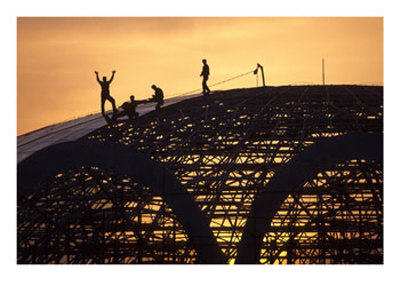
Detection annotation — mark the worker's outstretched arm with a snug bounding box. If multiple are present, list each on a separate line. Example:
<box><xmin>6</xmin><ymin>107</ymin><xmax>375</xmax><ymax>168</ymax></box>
<box><xmin>94</xmin><ymin>71</ymin><xmax>101</xmax><ymax>83</ymax></box>
<box><xmin>109</xmin><ymin>70</ymin><xmax>116</xmax><ymax>83</ymax></box>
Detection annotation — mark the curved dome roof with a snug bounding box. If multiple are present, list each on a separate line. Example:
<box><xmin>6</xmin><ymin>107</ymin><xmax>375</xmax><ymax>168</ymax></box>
<box><xmin>18</xmin><ymin>85</ymin><xmax>383</xmax><ymax>264</ymax></box>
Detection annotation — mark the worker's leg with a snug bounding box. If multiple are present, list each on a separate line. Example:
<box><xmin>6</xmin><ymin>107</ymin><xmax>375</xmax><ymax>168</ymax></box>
<box><xmin>205</xmin><ymin>84</ymin><xmax>210</xmax><ymax>94</ymax></box>
<box><xmin>205</xmin><ymin>76</ymin><xmax>210</xmax><ymax>94</ymax></box>
<box><xmin>101</xmin><ymin>97</ymin><xmax>106</xmax><ymax>116</ymax></box>
<box><xmin>203</xmin><ymin>77</ymin><xmax>210</xmax><ymax>94</ymax></box>
<box><xmin>202</xmin><ymin>78</ymin><xmax>207</xmax><ymax>94</ymax></box>
<box><xmin>107</xmin><ymin>95</ymin><xmax>117</xmax><ymax>113</ymax></box>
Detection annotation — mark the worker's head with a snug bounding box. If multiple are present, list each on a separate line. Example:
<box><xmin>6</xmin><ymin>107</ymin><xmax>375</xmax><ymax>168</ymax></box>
<box><xmin>102</xmin><ymin>76</ymin><xmax>107</xmax><ymax>81</ymax></box>
<box><xmin>202</xmin><ymin>59</ymin><xmax>207</xmax><ymax>64</ymax></box>
<box><xmin>151</xmin><ymin>84</ymin><xmax>157</xmax><ymax>89</ymax></box>
<box><xmin>130</xmin><ymin>95</ymin><xmax>135</xmax><ymax>102</ymax></box>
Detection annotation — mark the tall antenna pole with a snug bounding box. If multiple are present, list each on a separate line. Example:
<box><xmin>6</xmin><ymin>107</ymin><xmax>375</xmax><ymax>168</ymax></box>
<box><xmin>322</xmin><ymin>58</ymin><xmax>325</xmax><ymax>86</ymax></box>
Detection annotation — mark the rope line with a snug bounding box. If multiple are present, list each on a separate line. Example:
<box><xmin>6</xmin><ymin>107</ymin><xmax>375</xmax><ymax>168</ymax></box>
<box><xmin>166</xmin><ymin>70</ymin><xmax>254</xmax><ymax>99</ymax></box>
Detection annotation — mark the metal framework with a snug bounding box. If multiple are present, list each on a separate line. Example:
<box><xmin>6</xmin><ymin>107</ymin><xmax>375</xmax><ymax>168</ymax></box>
<box><xmin>237</xmin><ymin>133</ymin><xmax>382</xmax><ymax>263</ymax></box>
<box><xmin>18</xmin><ymin>141</ymin><xmax>224</xmax><ymax>263</ymax></box>
<box><xmin>18</xmin><ymin>85</ymin><xmax>383</xmax><ymax>264</ymax></box>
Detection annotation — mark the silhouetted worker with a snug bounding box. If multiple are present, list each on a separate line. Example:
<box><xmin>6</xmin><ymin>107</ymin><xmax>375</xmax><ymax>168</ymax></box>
<box><xmin>95</xmin><ymin>70</ymin><xmax>117</xmax><ymax>117</ymax></box>
<box><xmin>118</xmin><ymin>95</ymin><xmax>139</xmax><ymax>120</ymax></box>
<box><xmin>149</xmin><ymin>84</ymin><xmax>164</xmax><ymax>110</ymax></box>
<box><xmin>200</xmin><ymin>59</ymin><xmax>210</xmax><ymax>95</ymax></box>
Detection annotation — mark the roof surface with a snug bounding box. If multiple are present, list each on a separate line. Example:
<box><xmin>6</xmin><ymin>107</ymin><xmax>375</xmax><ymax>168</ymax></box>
<box><xmin>17</xmin><ymin>94</ymin><xmax>199</xmax><ymax>163</ymax></box>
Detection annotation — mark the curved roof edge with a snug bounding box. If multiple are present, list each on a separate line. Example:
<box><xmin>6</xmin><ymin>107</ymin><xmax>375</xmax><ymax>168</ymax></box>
<box><xmin>17</xmin><ymin>94</ymin><xmax>199</xmax><ymax>163</ymax></box>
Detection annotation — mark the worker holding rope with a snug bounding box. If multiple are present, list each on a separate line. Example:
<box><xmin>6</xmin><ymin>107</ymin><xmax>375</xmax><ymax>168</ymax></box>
<box><xmin>200</xmin><ymin>59</ymin><xmax>211</xmax><ymax>95</ymax></box>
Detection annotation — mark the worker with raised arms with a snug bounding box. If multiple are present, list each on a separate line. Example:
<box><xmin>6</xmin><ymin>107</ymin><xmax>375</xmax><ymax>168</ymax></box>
<box><xmin>94</xmin><ymin>70</ymin><xmax>117</xmax><ymax>118</ymax></box>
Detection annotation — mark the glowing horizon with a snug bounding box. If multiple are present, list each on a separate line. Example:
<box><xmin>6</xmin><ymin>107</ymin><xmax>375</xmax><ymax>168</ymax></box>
<box><xmin>17</xmin><ymin>17</ymin><xmax>383</xmax><ymax>135</ymax></box>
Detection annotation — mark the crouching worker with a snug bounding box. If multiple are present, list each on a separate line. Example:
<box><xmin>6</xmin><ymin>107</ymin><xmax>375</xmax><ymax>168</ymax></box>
<box><xmin>149</xmin><ymin>84</ymin><xmax>164</xmax><ymax>111</ymax></box>
<box><xmin>117</xmin><ymin>95</ymin><xmax>139</xmax><ymax>120</ymax></box>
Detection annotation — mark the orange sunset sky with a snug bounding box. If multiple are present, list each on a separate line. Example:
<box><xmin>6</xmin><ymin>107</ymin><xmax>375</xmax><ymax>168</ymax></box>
<box><xmin>17</xmin><ymin>17</ymin><xmax>383</xmax><ymax>135</ymax></box>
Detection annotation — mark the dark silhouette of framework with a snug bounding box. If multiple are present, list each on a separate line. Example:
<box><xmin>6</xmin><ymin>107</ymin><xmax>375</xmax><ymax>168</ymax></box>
<box><xmin>18</xmin><ymin>85</ymin><xmax>383</xmax><ymax>264</ymax></box>
<box><xmin>18</xmin><ymin>141</ymin><xmax>224</xmax><ymax>263</ymax></box>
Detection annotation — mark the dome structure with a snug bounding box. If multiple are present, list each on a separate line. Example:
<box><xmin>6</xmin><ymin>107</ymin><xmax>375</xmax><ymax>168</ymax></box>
<box><xmin>18</xmin><ymin>85</ymin><xmax>383</xmax><ymax>264</ymax></box>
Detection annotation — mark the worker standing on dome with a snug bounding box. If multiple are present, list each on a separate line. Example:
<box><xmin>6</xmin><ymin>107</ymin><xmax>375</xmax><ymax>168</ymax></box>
<box><xmin>94</xmin><ymin>70</ymin><xmax>117</xmax><ymax>118</ymax></box>
<box><xmin>200</xmin><ymin>59</ymin><xmax>210</xmax><ymax>95</ymax></box>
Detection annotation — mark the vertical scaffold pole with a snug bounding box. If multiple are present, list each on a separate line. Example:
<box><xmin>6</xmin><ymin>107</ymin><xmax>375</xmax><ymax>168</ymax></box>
<box><xmin>322</xmin><ymin>58</ymin><xmax>326</xmax><ymax>86</ymax></box>
<box><xmin>254</xmin><ymin>63</ymin><xmax>266</xmax><ymax>87</ymax></box>
<box><xmin>258</xmin><ymin>63</ymin><xmax>265</xmax><ymax>87</ymax></box>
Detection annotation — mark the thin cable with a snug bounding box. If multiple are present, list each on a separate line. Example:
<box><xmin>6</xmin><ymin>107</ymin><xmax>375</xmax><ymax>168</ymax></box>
<box><xmin>208</xmin><ymin>70</ymin><xmax>254</xmax><ymax>88</ymax></box>
<box><xmin>166</xmin><ymin>70</ymin><xmax>254</xmax><ymax>99</ymax></box>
